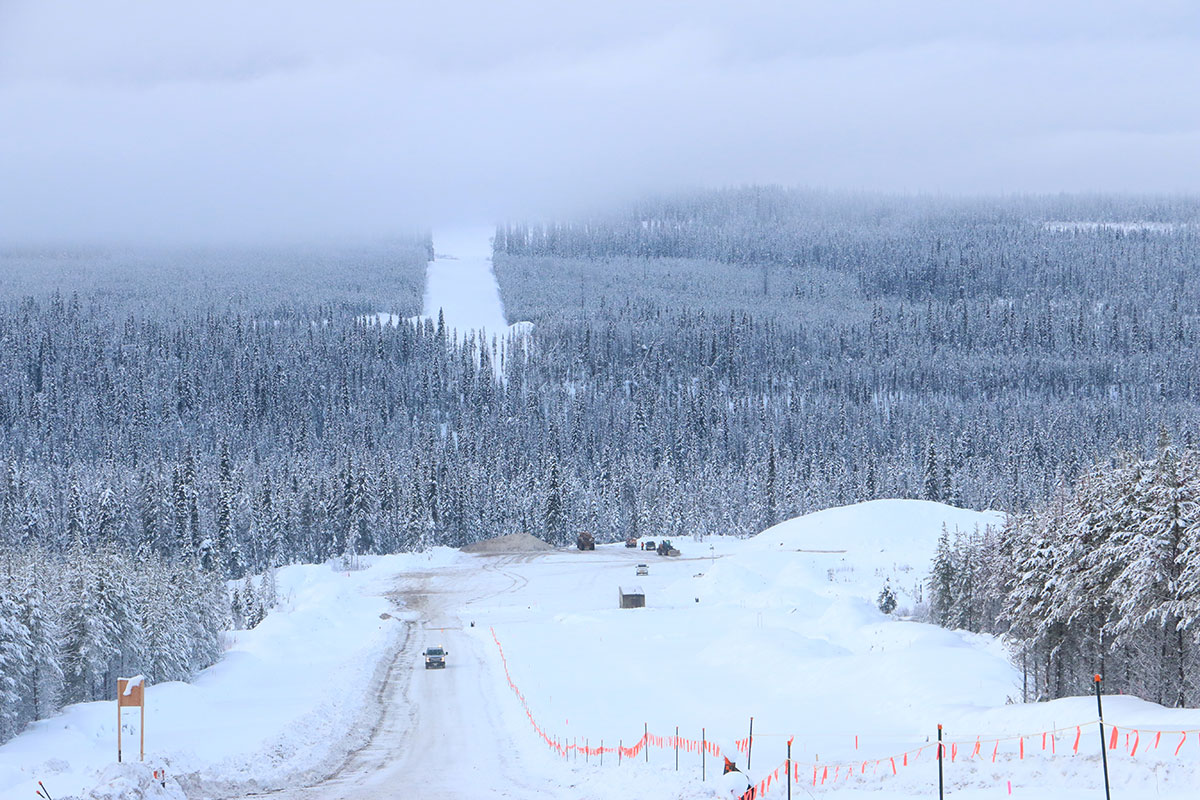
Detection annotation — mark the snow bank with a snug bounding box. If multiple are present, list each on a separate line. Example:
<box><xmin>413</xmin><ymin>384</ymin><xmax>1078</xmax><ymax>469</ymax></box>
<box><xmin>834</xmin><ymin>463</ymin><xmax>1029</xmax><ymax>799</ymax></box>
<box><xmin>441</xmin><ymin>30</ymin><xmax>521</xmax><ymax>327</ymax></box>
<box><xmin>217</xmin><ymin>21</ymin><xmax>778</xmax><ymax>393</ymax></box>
<box><xmin>79</xmin><ymin>763</ymin><xmax>186</xmax><ymax>800</ymax></box>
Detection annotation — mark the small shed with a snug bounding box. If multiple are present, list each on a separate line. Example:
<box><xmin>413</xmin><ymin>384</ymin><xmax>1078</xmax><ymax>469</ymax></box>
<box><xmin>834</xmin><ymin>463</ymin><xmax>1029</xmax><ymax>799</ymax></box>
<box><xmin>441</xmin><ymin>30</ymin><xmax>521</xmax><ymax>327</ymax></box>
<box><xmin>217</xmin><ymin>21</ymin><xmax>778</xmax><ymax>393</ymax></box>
<box><xmin>619</xmin><ymin>585</ymin><xmax>646</xmax><ymax>609</ymax></box>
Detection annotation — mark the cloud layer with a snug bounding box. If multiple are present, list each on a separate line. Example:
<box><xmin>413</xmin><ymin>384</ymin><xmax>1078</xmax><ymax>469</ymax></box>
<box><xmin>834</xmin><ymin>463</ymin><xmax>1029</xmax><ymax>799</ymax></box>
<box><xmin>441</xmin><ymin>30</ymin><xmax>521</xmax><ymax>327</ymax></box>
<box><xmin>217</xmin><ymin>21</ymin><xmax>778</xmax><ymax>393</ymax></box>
<box><xmin>2</xmin><ymin>1</ymin><xmax>1198</xmax><ymax>243</ymax></box>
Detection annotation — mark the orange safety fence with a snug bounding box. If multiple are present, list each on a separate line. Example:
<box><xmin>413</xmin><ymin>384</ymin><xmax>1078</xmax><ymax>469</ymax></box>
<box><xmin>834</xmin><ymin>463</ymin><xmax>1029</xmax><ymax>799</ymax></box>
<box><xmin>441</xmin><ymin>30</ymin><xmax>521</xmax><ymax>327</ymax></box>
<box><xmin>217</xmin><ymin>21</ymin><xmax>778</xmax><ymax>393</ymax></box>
<box><xmin>490</xmin><ymin>627</ymin><xmax>1200</xmax><ymax>796</ymax></box>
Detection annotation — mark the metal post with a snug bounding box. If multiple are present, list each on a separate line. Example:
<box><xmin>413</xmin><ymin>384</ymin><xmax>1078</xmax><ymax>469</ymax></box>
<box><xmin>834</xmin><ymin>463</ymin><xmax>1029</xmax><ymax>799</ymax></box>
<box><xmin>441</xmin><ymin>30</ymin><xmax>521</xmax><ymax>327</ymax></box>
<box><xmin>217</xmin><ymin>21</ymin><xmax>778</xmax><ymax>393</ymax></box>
<box><xmin>619</xmin><ymin>739</ymin><xmax>622</xmax><ymax>765</ymax></box>
<box><xmin>117</xmin><ymin>696</ymin><xmax>122</xmax><ymax>763</ymax></box>
<box><xmin>747</xmin><ymin>716</ymin><xmax>754</xmax><ymax>769</ymax></box>
<box><xmin>675</xmin><ymin>726</ymin><xmax>679</xmax><ymax>771</ymax></box>
<box><xmin>1095</xmin><ymin>675</ymin><xmax>1112</xmax><ymax>800</ymax></box>
<box><xmin>937</xmin><ymin>724</ymin><xmax>944</xmax><ymax>800</ymax></box>
<box><xmin>645</xmin><ymin>723</ymin><xmax>649</xmax><ymax>762</ymax></box>
<box><xmin>787</xmin><ymin>738</ymin><xmax>792</xmax><ymax>800</ymax></box>
<box><xmin>702</xmin><ymin>727</ymin><xmax>706</xmax><ymax>781</ymax></box>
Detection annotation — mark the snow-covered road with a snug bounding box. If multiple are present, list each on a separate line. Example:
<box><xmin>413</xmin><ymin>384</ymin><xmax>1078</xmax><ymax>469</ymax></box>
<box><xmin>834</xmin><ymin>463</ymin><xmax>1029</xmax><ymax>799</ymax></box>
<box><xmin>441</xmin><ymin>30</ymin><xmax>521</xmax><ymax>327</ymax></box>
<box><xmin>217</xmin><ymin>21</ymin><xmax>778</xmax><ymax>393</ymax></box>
<box><xmin>251</xmin><ymin>557</ymin><xmax>551</xmax><ymax>800</ymax></box>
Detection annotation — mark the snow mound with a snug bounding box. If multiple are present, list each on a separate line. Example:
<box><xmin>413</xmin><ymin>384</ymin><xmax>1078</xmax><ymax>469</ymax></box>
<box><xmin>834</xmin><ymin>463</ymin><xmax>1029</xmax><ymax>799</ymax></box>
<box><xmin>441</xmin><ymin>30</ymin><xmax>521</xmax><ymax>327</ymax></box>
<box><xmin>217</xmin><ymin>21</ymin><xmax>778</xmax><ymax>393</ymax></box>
<box><xmin>507</xmin><ymin>320</ymin><xmax>534</xmax><ymax>337</ymax></box>
<box><xmin>80</xmin><ymin>763</ymin><xmax>185</xmax><ymax>800</ymax></box>
<box><xmin>748</xmin><ymin>498</ymin><xmax>1002</xmax><ymax>560</ymax></box>
<box><xmin>461</xmin><ymin>533</ymin><xmax>554</xmax><ymax>553</ymax></box>
<box><xmin>729</xmin><ymin>499</ymin><xmax>1004</xmax><ymax>611</ymax></box>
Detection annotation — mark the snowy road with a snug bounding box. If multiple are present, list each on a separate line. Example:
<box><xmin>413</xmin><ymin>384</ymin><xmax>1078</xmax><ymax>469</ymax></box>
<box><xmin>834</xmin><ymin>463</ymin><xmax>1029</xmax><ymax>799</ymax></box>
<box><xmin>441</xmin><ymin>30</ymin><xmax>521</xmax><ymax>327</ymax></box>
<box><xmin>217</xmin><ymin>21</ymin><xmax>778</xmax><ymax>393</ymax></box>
<box><xmin>246</xmin><ymin>556</ymin><xmax>552</xmax><ymax>800</ymax></box>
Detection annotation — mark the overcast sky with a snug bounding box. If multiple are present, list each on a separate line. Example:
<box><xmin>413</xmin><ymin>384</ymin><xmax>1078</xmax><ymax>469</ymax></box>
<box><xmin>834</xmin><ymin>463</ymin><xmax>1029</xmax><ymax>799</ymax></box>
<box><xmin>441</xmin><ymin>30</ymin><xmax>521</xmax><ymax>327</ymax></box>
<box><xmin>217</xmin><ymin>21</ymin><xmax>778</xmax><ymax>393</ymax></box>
<box><xmin>1</xmin><ymin>1</ymin><xmax>1198</xmax><ymax>243</ymax></box>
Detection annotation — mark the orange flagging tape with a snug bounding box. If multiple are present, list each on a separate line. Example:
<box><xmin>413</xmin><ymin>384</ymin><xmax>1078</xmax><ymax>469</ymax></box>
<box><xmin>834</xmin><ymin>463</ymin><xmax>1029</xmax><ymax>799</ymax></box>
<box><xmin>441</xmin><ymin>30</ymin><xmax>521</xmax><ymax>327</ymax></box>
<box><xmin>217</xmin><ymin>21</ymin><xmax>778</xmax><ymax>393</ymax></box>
<box><xmin>493</xmin><ymin>628</ymin><xmax>1197</xmax><ymax>794</ymax></box>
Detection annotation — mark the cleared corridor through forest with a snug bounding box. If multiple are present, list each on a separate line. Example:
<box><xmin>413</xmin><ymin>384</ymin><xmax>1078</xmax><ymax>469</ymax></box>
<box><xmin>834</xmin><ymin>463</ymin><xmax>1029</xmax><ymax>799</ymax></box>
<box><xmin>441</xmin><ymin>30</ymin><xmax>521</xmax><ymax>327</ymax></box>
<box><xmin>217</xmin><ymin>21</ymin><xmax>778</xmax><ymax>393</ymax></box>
<box><xmin>422</xmin><ymin>228</ymin><xmax>509</xmax><ymax>338</ymax></box>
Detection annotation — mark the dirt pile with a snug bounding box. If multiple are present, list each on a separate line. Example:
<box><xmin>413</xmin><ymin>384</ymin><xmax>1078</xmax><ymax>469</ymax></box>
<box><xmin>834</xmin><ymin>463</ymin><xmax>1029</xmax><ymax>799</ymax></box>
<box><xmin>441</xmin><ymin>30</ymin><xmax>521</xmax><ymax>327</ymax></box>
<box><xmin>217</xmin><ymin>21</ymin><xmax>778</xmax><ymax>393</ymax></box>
<box><xmin>460</xmin><ymin>533</ymin><xmax>555</xmax><ymax>554</ymax></box>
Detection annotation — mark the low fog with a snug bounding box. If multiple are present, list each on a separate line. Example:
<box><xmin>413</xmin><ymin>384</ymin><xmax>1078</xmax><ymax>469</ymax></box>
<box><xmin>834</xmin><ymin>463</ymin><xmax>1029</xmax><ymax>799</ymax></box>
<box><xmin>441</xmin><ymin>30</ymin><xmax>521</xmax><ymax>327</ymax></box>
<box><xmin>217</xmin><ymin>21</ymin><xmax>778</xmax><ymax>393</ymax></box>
<box><xmin>1</xmin><ymin>0</ymin><xmax>1198</xmax><ymax>244</ymax></box>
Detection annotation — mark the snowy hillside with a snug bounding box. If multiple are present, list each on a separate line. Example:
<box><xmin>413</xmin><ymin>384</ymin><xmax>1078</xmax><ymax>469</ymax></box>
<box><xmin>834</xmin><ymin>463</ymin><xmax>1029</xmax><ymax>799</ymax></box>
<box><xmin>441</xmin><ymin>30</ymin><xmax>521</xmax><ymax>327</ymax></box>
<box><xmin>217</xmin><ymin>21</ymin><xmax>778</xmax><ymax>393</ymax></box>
<box><xmin>4</xmin><ymin>501</ymin><xmax>1200</xmax><ymax>799</ymax></box>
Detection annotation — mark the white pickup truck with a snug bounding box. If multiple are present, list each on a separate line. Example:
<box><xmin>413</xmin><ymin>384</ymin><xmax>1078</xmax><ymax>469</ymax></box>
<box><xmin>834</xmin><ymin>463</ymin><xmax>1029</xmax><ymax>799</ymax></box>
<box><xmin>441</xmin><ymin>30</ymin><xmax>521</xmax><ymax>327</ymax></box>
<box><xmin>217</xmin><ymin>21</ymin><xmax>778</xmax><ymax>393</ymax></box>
<box><xmin>423</xmin><ymin>646</ymin><xmax>447</xmax><ymax>669</ymax></box>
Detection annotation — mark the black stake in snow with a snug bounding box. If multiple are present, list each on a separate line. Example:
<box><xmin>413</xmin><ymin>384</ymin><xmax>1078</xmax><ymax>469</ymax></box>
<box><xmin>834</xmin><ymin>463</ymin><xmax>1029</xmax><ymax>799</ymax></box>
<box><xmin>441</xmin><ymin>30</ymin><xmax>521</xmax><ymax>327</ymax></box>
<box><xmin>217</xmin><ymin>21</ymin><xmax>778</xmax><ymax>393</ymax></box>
<box><xmin>937</xmin><ymin>724</ymin><xmax>944</xmax><ymax>800</ymax></box>
<box><xmin>39</xmin><ymin>782</ymin><xmax>53</xmax><ymax>800</ymax></box>
<box><xmin>786</xmin><ymin>738</ymin><xmax>792</xmax><ymax>800</ymax></box>
<box><xmin>675</xmin><ymin>725</ymin><xmax>679</xmax><ymax>771</ymax></box>
<box><xmin>747</xmin><ymin>716</ymin><xmax>754</xmax><ymax>770</ymax></box>
<box><xmin>702</xmin><ymin>727</ymin><xmax>707</xmax><ymax>781</ymax></box>
<box><xmin>645</xmin><ymin>722</ymin><xmax>649</xmax><ymax>762</ymax></box>
<box><xmin>1095</xmin><ymin>674</ymin><xmax>1112</xmax><ymax>800</ymax></box>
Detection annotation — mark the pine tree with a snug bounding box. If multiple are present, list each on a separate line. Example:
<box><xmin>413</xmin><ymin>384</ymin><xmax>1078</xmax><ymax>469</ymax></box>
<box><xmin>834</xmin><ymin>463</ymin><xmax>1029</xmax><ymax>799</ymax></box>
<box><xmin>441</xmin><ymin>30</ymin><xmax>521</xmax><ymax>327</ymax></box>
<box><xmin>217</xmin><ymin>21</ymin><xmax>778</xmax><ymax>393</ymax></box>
<box><xmin>877</xmin><ymin>582</ymin><xmax>897</xmax><ymax>615</ymax></box>
<box><xmin>17</xmin><ymin>558</ymin><xmax>61</xmax><ymax>721</ymax></box>
<box><xmin>0</xmin><ymin>578</ymin><xmax>33</xmax><ymax>740</ymax></box>
<box><xmin>928</xmin><ymin>528</ymin><xmax>955</xmax><ymax>626</ymax></box>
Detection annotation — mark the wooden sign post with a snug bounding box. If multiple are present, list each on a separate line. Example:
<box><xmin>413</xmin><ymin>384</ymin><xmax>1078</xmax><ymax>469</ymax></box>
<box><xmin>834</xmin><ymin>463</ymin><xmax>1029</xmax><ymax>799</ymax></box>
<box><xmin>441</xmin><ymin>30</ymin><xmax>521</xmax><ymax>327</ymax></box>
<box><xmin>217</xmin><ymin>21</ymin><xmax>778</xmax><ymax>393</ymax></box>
<box><xmin>117</xmin><ymin>676</ymin><xmax>146</xmax><ymax>762</ymax></box>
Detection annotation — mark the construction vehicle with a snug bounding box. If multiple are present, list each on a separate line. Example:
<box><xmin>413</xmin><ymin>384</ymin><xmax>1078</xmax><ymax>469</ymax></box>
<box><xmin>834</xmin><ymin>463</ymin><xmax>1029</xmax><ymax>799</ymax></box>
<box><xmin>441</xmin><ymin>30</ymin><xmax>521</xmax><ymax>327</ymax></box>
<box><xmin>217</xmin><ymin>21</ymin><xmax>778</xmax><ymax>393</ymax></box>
<box><xmin>657</xmin><ymin>539</ymin><xmax>681</xmax><ymax>556</ymax></box>
<box><xmin>577</xmin><ymin>532</ymin><xmax>595</xmax><ymax>550</ymax></box>
<box><xmin>625</xmin><ymin>537</ymin><xmax>638</xmax><ymax>548</ymax></box>
<box><xmin>423</xmin><ymin>646</ymin><xmax>448</xmax><ymax>669</ymax></box>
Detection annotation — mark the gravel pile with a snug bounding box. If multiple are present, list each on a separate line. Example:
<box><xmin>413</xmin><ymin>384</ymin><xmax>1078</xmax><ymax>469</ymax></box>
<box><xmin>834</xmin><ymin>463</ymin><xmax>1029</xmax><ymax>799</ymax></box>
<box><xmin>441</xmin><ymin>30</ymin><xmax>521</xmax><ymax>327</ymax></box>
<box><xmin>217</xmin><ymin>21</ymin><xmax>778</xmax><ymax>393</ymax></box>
<box><xmin>460</xmin><ymin>533</ymin><xmax>556</xmax><ymax>553</ymax></box>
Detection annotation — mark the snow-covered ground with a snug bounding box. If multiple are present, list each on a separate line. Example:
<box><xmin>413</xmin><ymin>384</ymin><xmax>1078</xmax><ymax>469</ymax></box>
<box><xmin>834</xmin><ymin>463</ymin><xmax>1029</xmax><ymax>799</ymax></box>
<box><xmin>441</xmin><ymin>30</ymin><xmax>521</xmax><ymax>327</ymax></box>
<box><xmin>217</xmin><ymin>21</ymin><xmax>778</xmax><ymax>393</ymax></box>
<box><xmin>4</xmin><ymin>500</ymin><xmax>1200</xmax><ymax>799</ymax></box>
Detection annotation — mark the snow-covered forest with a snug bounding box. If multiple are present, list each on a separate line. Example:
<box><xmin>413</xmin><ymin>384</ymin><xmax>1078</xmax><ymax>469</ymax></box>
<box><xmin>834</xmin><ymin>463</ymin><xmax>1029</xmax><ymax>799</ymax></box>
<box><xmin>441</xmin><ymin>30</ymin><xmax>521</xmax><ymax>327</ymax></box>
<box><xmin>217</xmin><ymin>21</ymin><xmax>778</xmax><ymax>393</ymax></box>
<box><xmin>928</xmin><ymin>433</ymin><xmax>1200</xmax><ymax>707</ymax></box>
<box><xmin>2</xmin><ymin>190</ymin><xmax>1199</xmax><ymax>744</ymax></box>
<box><xmin>495</xmin><ymin>189</ymin><xmax>1200</xmax><ymax>514</ymax></box>
<box><xmin>0</xmin><ymin>240</ymin><xmax>431</xmax><ymax>744</ymax></box>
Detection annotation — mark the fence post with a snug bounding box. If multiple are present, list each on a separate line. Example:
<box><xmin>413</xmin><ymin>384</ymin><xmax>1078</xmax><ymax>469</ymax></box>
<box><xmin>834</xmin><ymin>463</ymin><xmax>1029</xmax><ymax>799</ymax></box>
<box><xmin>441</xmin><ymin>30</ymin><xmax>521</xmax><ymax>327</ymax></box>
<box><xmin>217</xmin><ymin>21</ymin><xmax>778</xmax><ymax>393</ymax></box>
<box><xmin>675</xmin><ymin>726</ymin><xmax>679</xmax><ymax>771</ymax></box>
<box><xmin>747</xmin><ymin>716</ymin><xmax>754</xmax><ymax>770</ymax></box>
<box><xmin>702</xmin><ymin>727</ymin><xmax>706</xmax><ymax>782</ymax></box>
<box><xmin>619</xmin><ymin>739</ymin><xmax>622</xmax><ymax>765</ymax></box>
<box><xmin>645</xmin><ymin>722</ymin><xmax>649</xmax><ymax>762</ymax></box>
<box><xmin>1095</xmin><ymin>675</ymin><xmax>1112</xmax><ymax>800</ymax></box>
<box><xmin>937</xmin><ymin>724</ymin><xmax>944</xmax><ymax>800</ymax></box>
<box><xmin>787</xmin><ymin>737</ymin><xmax>792</xmax><ymax>800</ymax></box>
